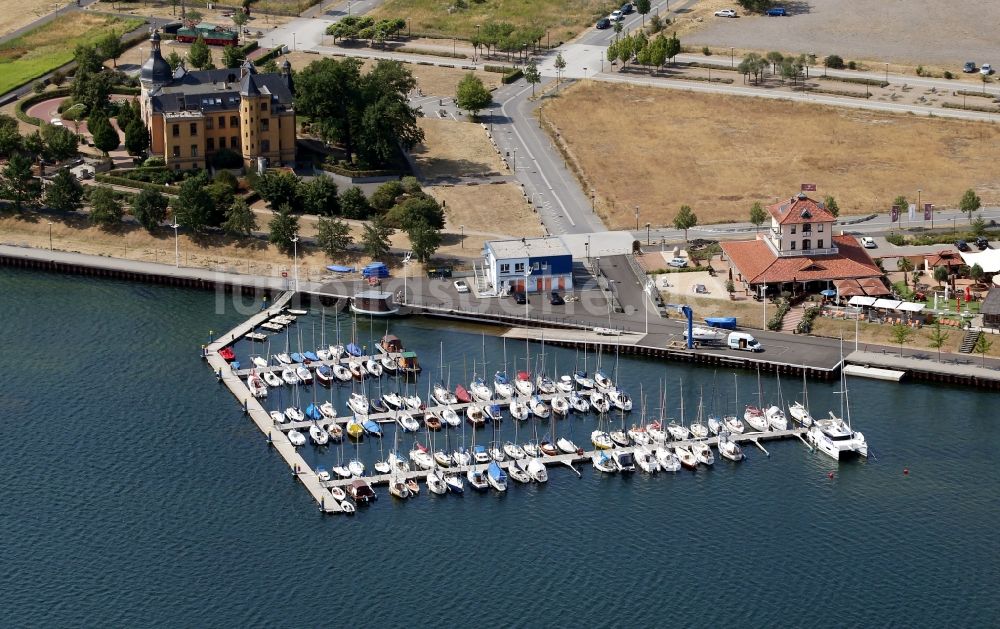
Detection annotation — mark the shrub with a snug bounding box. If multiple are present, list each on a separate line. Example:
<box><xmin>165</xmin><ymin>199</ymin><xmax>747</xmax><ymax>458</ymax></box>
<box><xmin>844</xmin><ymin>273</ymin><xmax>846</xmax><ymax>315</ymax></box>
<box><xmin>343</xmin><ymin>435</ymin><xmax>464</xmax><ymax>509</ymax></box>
<box><xmin>767</xmin><ymin>299</ymin><xmax>790</xmax><ymax>331</ymax></box>
<box><xmin>502</xmin><ymin>68</ymin><xmax>523</xmax><ymax>84</ymax></box>
<box><xmin>885</xmin><ymin>233</ymin><xmax>907</xmax><ymax>246</ymax></box>
<box><xmin>943</xmin><ymin>70</ymin><xmax>953</xmax><ymax>80</ymax></box>
<box><xmin>797</xmin><ymin>305</ymin><xmax>821</xmax><ymax>334</ymax></box>
<box><xmin>702</xmin><ymin>46</ymin><xmax>711</xmax><ymax>56</ymax></box>
<box><xmin>915</xmin><ymin>65</ymin><xmax>925</xmax><ymax>76</ymax></box>
<box><xmin>143</xmin><ymin>156</ymin><xmax>166</xmax><ymax>168</ymax></box>
<box><xmin>847</xmin><ymin>60</ymin><xmax>857</xmax><ymax>70</ymax></box>
<box><xmin>824</xmin><ymin>54</ymin><xmax>844</xmax><ymax>69</ymax></box>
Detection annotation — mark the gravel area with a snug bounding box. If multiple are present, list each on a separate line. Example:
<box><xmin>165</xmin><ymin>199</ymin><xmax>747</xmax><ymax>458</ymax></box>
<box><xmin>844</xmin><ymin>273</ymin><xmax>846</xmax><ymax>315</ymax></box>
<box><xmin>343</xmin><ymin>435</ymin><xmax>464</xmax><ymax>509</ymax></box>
<box><xmin>688</xmin><ymin>0</ymin><xmax>1000</xmax><ymax>67</ymax></box>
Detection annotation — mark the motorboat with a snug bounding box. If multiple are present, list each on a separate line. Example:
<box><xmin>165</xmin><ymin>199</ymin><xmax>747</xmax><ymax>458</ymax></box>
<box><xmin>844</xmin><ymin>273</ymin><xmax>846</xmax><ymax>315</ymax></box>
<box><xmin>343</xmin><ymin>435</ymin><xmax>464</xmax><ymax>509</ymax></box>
<box><xmin>765</xmin><ymin>405</ymin><xmax>788</xmax><ymax>431</ymax></box>
<box><xmin>692</xmin><ymin>442</ymin><xmax>714</xmax><ymax>466</ymax></box>
<box><xmin>305</xmin><ymin>404</ymin><xmax>323</xmax><ymax>421</ymax></box>
<box><xmin>590</xmin><ymin>391</ymin><xmax>611</xmax><ymax>414</ymax></box>
<box><xmin>247</xmin><ymin>374</ymin><xmax>267</xmax><ymax>398</ymax></box>
<box><xmin>285</xmin><ymin>406</ymin><xmax>305</xmax><ymax>422</ymax></box>
<box><xmin>348</xmin><ymin>479</ymin><xmax>377</xmax><ymax>504</ymax></box>
<box><xmin>503</xmin><ymin>441</ymin><xmax>526</xmax><ymax>460</ymax></box>
<box><xmin>452</xmin><ymin>447</ymin><xmax>472</xmax><ymax>466</ymax></box>
<box><xmin>440</xmin><ymin>407</ymin><xmax>460</xmax><ymax>427</ymax></box>
<box><xmin>635</xmin><ymin>447</ymin><xmax>660</xmax><ymax>473</ymax></box>
<box><xmin>655</xmin><ymin>446</ymin><xmax>681</xmax><ymax>472</ymax></box>
<box><xmin>591</xmin><ymin>430</ymin><xmax>614</xmax><ymax>450</ymax></box>
<box><xmin>303</xmin><ymin>351</ymin><xmax>320</xmax><ymax>363</ymax></box>
<box><xmin>647</xmin><ymin>420</ymin><xmax>667</xmax><ymax>443</ymax></box>
<box><xmin>472</xmin><ymin>445</ymin><xmax>491</xmax><ymax>464</ymax></box>
<box><xmin>287</xmin><ymin>429</ymin><xmax>306</xmax><ymax>446</ymax></box>
<box><xmin>309</xmin><ymin>424</ymin><xmax>328</xmax><ymax>445</ymax></box>
<box><xmin>608</xmin><ymin>388</ymin><xmax>633</xmax><ymax>412</ymax></box>
<box><xmin>527</xmin><ymin>458</ymin><xmax>548</xmax><ymax>482</ymax></box>
<box><xmin>347</xmin><ymin>393</ymin><xmax>370</xmax><ymax>416</ymax></box>
<box><xmin>507</xmin><ymin>460</ymin><xmax>531</xmax><ymax>484</ymax></box>
<box><xmin>405</xmin><ymin>479</ymin><xmax>420</xmax><ymax>496</ymax></box>
<box><xmin>470</xmin><ymin>377</ymin><xmax>493</xmax><ymax>402</ymax></box>
<box><xmin>295</xmin><ymin>365</ymin><xmax>312</xmax><ymax>384</ymax></box>
<box><xmin>592</xmin><ymin>450</ymin><xmax>617</xmax><ymax>473</ymax></box>
<box><xmin>529</xmin><ymin>396</ymin><xmax>550</xmax><ymax>419</ymax></box>
<box><xmin>291</xmin><ymin>352</ymin><xmax>305</xmax><ymax>364</ymax></box>
<box><xmin>275</xmin><ymin>352</ymin><xmax>292</xmax><ymax>365</ymax></box>
<box><xmin>723</xmin><ymin>415</ymin><xmax>745</xmax><ymax>434</ymax></box>
<box><xmin>569</xmin><ymin>392</ymin><xmax>591</xmax><ymax>413</ymax></box>
<box><xmin>466</xmin><ymin>405</ymin><xmax>486</xmax><ymax>427</ymax></box>
<box><xmin>372</xmin><ymin>398</ymin><xmax>390</xmax><ymax>414</ymax></box>
<box><xmin>316</xmin><ymin>466</ymin><xmax>331</xmax><ymax>482</ymax></box>
<box><xmin>346</xmin><ymin>417</ymin><xmax>365</xmax><ymax>440</ymax></box>
<box><xmin>376</xmin><ymin>460</ymin><xmax>392</xmax><ymax>476</ymax></box>
<box><xmin>396</xmin><ymin>411</ymin><xmax>420</xmax><ymax>432</ymax></box>
<box><xmin>486</xmin><ymin>461</ymin><xmax>508</xmax><ymax>491</ymax></box>
<box><xmin>609</xmin><ymin>428</ymin><xmax>630</xmax><ymax>448</ymax></box>
<box><xmin>269</xmin><ymin>410</ymin><xmax>286</xmax><ymax>424</ymax></box>
<box><xmin>551</xmin><ymin>396</ymin><xmax>570</xmax><ymax>416</ymax></box>
<box><xmin>539</xmin><ymin>440</ymin><xmax>559</xmax><ymax>457</ymax></box>
<box><xmin>389</xmin><ymin>480</ymin><xmax>410</xmax><ymax>499</ymax></box>
<box><xmin>332</xmin><ymin>364</ymin><xmax>352</xmax><ymax>382</ymax></box>
<box><xmin>594</xmin><ymin>370</ymin><xmax>613</xmax><ymax>391</ymax></box>
<box><xmin>535</xmin><ymin>375</ymin><xmax>556</xmax><ymax>394</ymax></box>
<box><xmin>339</xmin><ymin>500</ymin><xmax>356</xmax><ymax>514</ymax></box>
<box><xmin>493</xmin><ymin>372</ymin><xmax>514</xmax><ymax>398</ymax></box>
<box><xmin>445</xmin><ymin>473</ymin><xmax>465</xmax><ymax>493</ymax></box>
<box><xmin>684</xmin><ymin>325</ymin><xmax>728</xmax><ymax>343</ymax></box>
<box><xmin>483</xmin><ymin>404</ymin><xmax>503</xmax><ymax>423</ymax></box>
<box><xmin>315</xmin><ymin>365</ymin><xmax>333</xmax><ymax>386</ymax></box>
<box><xmin>348</xmin><ymin>360</ymin><xmax>365</xmax><ymax>379</ymax></box>
<box><xmin>287</xmin><ymin>309</ymin><xmax>308</xmax><ymax>316</ymax></box>
<box><xmin>789</xmin><ymin>401</ymin><xmax>814</xmax><ymax>427</ymax></box>
<box><xmin>809</xmin><ymin>412</ymin><xmax>868</xmax><ymax>460</ymax></box>
<box><xmin>432</xmin><ymin>383</ymin><xmax>457</xmax><ymax>406</ymax></box>
<box><xmin>489</xmin><ymin>444</ymin><xmax>505</xmax><ymax>462</ymax></box>
<box><xmin>454</xmin><ymin>384</ymin><xmax>472</xmax><ymax>404</ymax></box>
<box><xmin>434</xmin><ymin>450</ymin><xmax>454</xmax><ymax>467</ymax></box>
<box><xmin>744</xmin><ymin>405</ymin><xmax>768</xmax><ymax>432</ymax></box>
<box><xmin>466</xmin><ymin>468</ymin><xmax>489</xmax><ymax>491</ymax></box>
<box><xmin>262</xmin><ymin>371</ymin><xmax>282</xmax><ymax>388</ymax></box>
<box><xmin>508</xmin><ymin>399</ymin><xmax>530</xmax><ymax>421</ymax></box>
<box><xmin>403</xmin><ymin>395</ymin><xmax>422</xmax><ymax>410</ymax></box>
<box><xmin>348</xmin><ymin>458</ymin><xmax>365</xmax><ymax>476</ymax></box>
<box><xmin>280</xmin><ymin>368</ymin><xmax>299</xmax><ymax>385</ymax></box>
<box><xmin>514</xmin><ymin>371</ymin><xmax>534</xmax><ymax>397</ymax></box>
<box><xmin>612</xmin><ymin>450</ymin><xmax>636</xmax><ymax>472</ymax></box>
<box><xmin>627</xmin><ymin>424</ymin><xmax>651</xmax><ymax>445</ymax></box>
<box><xmin>327</xmin><ymin>424</ymin><xmax>343</xmax><ymax>441</ymax></box>
<box><xmin>362</xmin><ymin>418</ymin><xmax>382</xmax><ymax>437</ymax></box>
<box><xmin>252</xmin><ymin>356</ymin><xmax>268</xmax><ymax>369</ymax></box>
<box><xmin>718</xmin><ymin>432</ymin><xmax>745</xmax><ymax>461</ymax></box>
<box><xmin>382</xmin><ymin>392</ymin><xmax>404</xmax><ymax>409</ymax></box>
<box><xmin>409</xmin><ymin>443</ymin><xmax>434</xmax><ymax>469</ymax></box>
<box><xmin>556</xmin><ymin>375</ymin><xmax>575</xmax><ymax>393</ymax></box>
<box><xmin>556</xmin><ymin>437</ymin><xmax>579</xmax><ymax>454</ymax></box>
<box><xmin>674</xmin><ymin>446</ymin><xmax>697</xmax><ymax>470</ymax></box>
<box><xmin>218</xmin><ymin>347</ymin><xmax>236</xmax><ymax>361</ymax></box>
<box><xmin>573</xmin><ymin>370</ymin><xmax>595</xmax><ymax>389</ymax></box>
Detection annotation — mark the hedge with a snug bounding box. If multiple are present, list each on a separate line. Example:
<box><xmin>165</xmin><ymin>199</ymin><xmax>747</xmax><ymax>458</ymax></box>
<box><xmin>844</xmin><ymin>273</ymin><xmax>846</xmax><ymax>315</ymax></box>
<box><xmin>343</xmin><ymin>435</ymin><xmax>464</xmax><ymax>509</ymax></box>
<box><xmin>484</xmin><ymin>64</ymin><xmax>513</xmax><ymax>74</ymax></box>
<box><xmin>818</xmin><ymin>75</ymin><xmax>888</xmax><ymax>88</ymax></box>
<box><xmin>796</xmin><ymin>305</ymin><xmax>821</xmax><ymax>334</ymax></box>
<box><xmin>240</xmin><ymin>40</ymin><xmax>259</xmax><ymax>56</ymax></box>
<box><xmin>95</xmin><ymin>173</ymin><xmax>175</xmax><ymax>195</ymax></box>
<box><xmin>15</xmin><ymin>86</ymin><xmax>139</xmax><ymax>126</ymax></box>
<box><xmin>942</xmin><ymin>102</ymin><xmax>1000</xmax><ymax>114</ymax></box>
<box><xmin>501</xmin><ymin>68</ymin><xmax>523</xmax><ymax>84</ymax></box>
<box><xmin>320</xmin><ymin>162</ymin><xmax>403</xmax><ymax>178</ymax></box>
<box><xmin>767</xmin><ymin>298</ymin><xmax>790</xmax><ymax>331</ymax></box>
<box><xmin>253</xmin><ymin>47</ymin><xmax>283</xmax><ymax>67</ymax></box>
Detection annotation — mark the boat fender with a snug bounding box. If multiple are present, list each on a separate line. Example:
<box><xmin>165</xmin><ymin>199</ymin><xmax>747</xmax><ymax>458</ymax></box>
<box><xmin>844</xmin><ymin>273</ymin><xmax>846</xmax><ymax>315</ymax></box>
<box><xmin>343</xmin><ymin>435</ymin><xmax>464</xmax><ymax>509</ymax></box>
<box><xmin>827</xmin><ymin>471</ymin><xmax>834</xmax><ymax>479</ymax></box>
<box><xmin>903</xmin><ymin>468</ymin><xmax>909</xmax><ymax>475</ymax></box>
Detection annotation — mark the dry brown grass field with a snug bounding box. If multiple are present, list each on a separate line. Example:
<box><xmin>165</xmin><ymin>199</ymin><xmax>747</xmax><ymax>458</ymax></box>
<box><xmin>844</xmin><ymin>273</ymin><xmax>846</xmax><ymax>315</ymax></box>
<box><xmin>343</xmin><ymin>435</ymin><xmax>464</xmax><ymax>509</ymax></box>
<box><xmin>427</xmin><ymin>182</ymin><xmax>544</xmax><ymax>238</ymax></box>
<box><xmin>0</xmin><ymin>0</ymin><xmax>65</xmax><ymax>38</ymax></box>
<box><xmin>411</xmin><ymin>118</ymin><xmax>506</xmax><ymax>179</ymax></box>
<box><xmin>542</xmin><ymin>82</ymin><xmax>1000</xmax><ymax>229</ymax></box>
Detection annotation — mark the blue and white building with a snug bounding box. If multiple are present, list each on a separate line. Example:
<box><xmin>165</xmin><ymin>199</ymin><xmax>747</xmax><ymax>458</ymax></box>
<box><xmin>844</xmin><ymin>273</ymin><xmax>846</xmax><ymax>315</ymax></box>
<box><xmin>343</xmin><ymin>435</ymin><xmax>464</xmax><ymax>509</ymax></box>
<box><xmin>483</xmin><ymin>237</ymin><xmax>574</xmax><ymax>294</ymax></box>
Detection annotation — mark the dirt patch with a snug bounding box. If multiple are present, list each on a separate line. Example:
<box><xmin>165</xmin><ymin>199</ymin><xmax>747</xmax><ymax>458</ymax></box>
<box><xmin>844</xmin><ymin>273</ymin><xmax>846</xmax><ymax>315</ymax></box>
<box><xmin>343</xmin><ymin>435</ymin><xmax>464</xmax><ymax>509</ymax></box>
<box><xmin>411</xmin><ymin>118</ymin><xmax>506</xmax><ymax>180</ymax></box>
<box><xmin>542</xmin><ymin>81</ymin><xmax>1000</xmax><ymax>228</ymax></box>
<box><xmin>426</xmin><ymin>182</ymin><xmax>544</xmax><ymax>238</ymax></box>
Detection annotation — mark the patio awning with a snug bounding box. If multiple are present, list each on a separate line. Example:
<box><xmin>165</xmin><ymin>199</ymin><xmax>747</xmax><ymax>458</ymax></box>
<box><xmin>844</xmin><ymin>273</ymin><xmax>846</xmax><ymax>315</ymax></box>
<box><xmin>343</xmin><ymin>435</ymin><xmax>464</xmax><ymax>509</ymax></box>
<box><xmin>848</xmin><ymin>296</ymin><xmax>876</xmax><ymax>306</ymax></box>
<box><xmin>898</xmin><ymin>302</ymin><xmax>925</xmax><ymax>312</ymax></box>
<box><xmin>835</xmin><ymin>279</ymin><xmax>865</xmax><ymax>297</ymax></box>
<box><xmin>872</xmin><ymin>298</ymin><xmax>903</xmax><ymax>309</ymax></box>
<box><xmin>858</xmin><ymin>278</ymin><xmax>891</xmax><ymax>296</ymax></box>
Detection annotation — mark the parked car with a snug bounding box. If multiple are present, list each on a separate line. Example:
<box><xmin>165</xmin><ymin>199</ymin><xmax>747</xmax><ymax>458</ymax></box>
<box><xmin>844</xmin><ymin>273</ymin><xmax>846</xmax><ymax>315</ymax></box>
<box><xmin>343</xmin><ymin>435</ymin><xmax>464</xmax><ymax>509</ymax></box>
<box><xmin>714</xmin><ymin>9</ymin><xmax>738</xmax><ymax>18</ymax></box>
<box><xmin>426</xmin><ymin>266</ymin><xmax>453</xmax><ymax>278</ymax></box>
<box><xmin>550</xmin><ymin>291</ymin><xmax>565</xmax><ymax>306</ymax></box>
<box><xmin>596</xmin><ymin>17</ymin><xmax>611</xmax><ymax>29</ymax></box>
<box><xmin>860</xmin><ymin>236</ymin><xmax>877</xmax><ymax>249</ymax></box>
<box><xmin>728</xmin><ymin>332</ymin><xmax>762</xmax><ymax>352</ymax></box>
<box><xmin>765</xmin><ymin>7</ymin><xmax>787</xmax><ymax>16</ymax></box>
<box><xmin>511</xmin><ymin>291</ymin><xmax>527</xmax><ymax>304</ymax></box>
<box><xmin>975</xmin><ymin>236</ymin><xmax>990</xmax><ymax>250</ymax></box>
<box><xmin>620</xmin><ymin>3</ymin><xmax>634</xmax><ymax>15</ymax></box>
<box><xmin>454</xmin><ymin>280</ymin><xmax>470</xmax><ymax>293</ymax></box>
<box><xmin>981</xmin><ymin>63</ymin><xmax>993</xmax><ymax>75</ymax></box>
<box><xmin>954</xmin><ymin>239</ymin><xmax>970</xmax><ymax>252</ymax></box>
<box><xmin>963</xmin><ymin>61</ymin><xmax>977</xmax><ymax>73</ymax></box>
<box><xmin>610</xmin><ymin>10</ymin><xmax>624</xmax><ymax>22</ymax></box>
<box><xmin>668</xmin><ymin>257</ymin><xmax>688</xmax><ymax>268</ymax></box>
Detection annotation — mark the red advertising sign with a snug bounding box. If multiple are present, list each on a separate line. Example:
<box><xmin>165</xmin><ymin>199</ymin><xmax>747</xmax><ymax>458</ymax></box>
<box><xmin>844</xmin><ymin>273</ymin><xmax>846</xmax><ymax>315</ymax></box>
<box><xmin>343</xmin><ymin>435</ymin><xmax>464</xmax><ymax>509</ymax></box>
<box><xmin>923</xmin><ymin>203</ymin><xmax>933</xmax><ymax>221</ymax></box>
<box><xmin>890</xmin><ymin>206</ymin><xmax>900</xmax><ymax>222</ymax></box>
<box><xmin>800</xmin><ymin>183</ymin><xmax>817</xmax><ymax>191</ymax></box>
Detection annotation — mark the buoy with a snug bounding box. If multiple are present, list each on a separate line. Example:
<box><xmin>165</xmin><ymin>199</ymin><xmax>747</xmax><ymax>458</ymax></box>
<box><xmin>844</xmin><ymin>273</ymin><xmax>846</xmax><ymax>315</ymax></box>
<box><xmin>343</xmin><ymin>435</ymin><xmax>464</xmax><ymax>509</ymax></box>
<box><xmin>827</xmin><ymin>471</ymin><xmax>834</xmax><ymax>479</ymax></box>
<box><xmin>903</xmin><ymin>467</ymin><xmax>909</xmax><ymax>475</ymax></box>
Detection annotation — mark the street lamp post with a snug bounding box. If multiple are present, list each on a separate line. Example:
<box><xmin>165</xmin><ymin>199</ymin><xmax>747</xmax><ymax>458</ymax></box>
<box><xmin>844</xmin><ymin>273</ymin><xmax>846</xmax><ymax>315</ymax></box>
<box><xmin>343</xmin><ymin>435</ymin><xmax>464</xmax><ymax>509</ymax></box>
<box><xmin>646</xmin><ymin>222</ymin><xmax>651</xmax><ymax>246</ymax></box>
<box><xmin>489</xmin><ymin>108</ymin><xmax>493</xmax><ymax>133</ymax></box>
<box><xmin>591</xmin><ymin>190</ymin><xmax>595</xmax><ymax>211</ymax></box>
<box><xmin>292</xmin><ymin>32</ymin><xmax>296</xmax><ymax>51</ymax></box>
<box><xmin>291</xmin><ymin>235</ymin><xmax>300</xmax><ymax>292</ymax></box>
<box><xmin>607</xmin><ymin>280</ymin><xmax>616</xmax><ymax>328</ymax></box>
<box><xmin>171</xmin><ymin>222</ymin><xmax>180</xmax><ymax>267</ymax></box>
<box><xmin>512</xmin><ymin>147</ymin><xmax>517</xmax><ymax>172</ymax></box>
<box><xmin>47</xmin><ymin>221</ymin><xmax>53</xmax><ymax>250</ymax></box>
<box><xmin>460</xmin><ymin>224</ymin><xmax>465</xmax><ymax>248</ymax></box>
<box><xmin>731</xmin><ymin>47</ymin><xmax>734</xmax><ymax>68</ymax></box>
<box><xmin>885</xmin><ymin>63</ymin><xmax>889</xmax><ymax>83</ymax></box>
<box><xmin>634</xmin><ymin>206</ymin><xmax>639</xmax><ymax>231</ymax></box>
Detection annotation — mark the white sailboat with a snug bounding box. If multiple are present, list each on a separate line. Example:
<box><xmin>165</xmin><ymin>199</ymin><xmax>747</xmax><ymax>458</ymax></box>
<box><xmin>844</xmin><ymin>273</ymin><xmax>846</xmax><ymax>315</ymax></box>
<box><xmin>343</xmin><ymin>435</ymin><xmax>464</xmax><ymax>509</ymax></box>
<box><xmin>809</xmin><ymin>342</ymin><xmax>869</xmax><ymax>460</ymax></box>
<box><xmin>655</xmin><ymin>446</ymin><xmax>681</xmax><ymax>472</ymax></box>
<box><xmin>789</xmin><ymin>370</ymin><xmax>815</xmax><ymax>426</ymax></box>
<box><xmin>717</xmin><ymin>431</ymin><xmax>744</xmax><ymax>461</ymax></box>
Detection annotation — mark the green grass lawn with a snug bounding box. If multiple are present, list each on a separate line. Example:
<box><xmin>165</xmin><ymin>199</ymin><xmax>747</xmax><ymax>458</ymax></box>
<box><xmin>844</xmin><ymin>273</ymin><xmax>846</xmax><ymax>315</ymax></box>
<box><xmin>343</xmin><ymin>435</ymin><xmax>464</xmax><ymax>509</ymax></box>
<box><xmin>371</xmin><ymin>0</ymin><xmax>610</xmax><ymax>41</ymax></box>
<box><xmin>0</xmin><ymin>14</ymin><xmax>144</xmax><ymax>96</ymax></box>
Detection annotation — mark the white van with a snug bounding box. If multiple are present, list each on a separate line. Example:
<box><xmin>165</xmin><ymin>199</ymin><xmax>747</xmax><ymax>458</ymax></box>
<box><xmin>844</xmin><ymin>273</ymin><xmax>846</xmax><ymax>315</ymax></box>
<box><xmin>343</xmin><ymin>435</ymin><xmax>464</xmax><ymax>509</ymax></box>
<box><xmin>728</xmin><ymin>332</ymin><xmax>762</xmax><ymax>352</ymax></box>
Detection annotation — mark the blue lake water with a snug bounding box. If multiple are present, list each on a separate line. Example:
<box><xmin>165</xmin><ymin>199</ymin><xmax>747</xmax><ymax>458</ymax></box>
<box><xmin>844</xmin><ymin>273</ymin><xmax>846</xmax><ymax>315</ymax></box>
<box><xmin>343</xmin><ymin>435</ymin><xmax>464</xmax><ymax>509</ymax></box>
<box><xmin>2</xmin><ymin>267</ymin><xmax>998</xmax><ymax>627</ymax></box>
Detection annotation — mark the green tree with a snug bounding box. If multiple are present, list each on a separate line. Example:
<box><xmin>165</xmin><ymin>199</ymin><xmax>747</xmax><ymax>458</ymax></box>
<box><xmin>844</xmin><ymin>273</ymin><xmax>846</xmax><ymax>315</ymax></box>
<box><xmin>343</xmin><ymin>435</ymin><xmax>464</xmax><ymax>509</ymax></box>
<box><xmin>72</xmin><ymin>69</ymin><xmax>114</xmax><ymax>115</ymax></box>
<box><xmin>970</xmin><ymin>263</ymin><xmax>985</xmax><ymax>284</ymax></box>
<box><xmin>636</xmin><ymin>0</ymin><xmax>651</xmax><ymax>24</ymax></box>
<box><xmin>361</xmin><ymin>215</ymin><xmax>394</xmax><ymax>259</ymax></box>
<box><xmin>959</xmin><ymin>189</ymin><xmax>980</xmax><ymax>222</ymax></box>
<box><xmin>166</xmin><ymin>51</ymin><xmax>184</xmax><ymax>72</ymax></box>
<box><xmin>823</xmin><ymin>195</ymin><xmax>840</xmax><ymax>217</ymax></box>
<box><xmin>749</xmin><ymin>201</ymin><xmax>767</xmax><ymax>232</ymax></box>
<box><xmin>369</xmin><ymin>180</ymin><xmax>405</xmax><ymax>212</ymax></box>
<box><xmin>187</xmin><ymin>35</ymin><xmax>212</xmax><ymax>71</ymax></box>
<box><xmin>315</xmin><ymin>216</ymin><xmax>353</xmax><ymax>259</ymax></box>
<box><xmin>0</xmin><ymin>113</ymin><xmax>22</xmax><ymax>157</ymax></box>
<box><xmin>927</xmin><ymin>322</ymin><xmax>949</xmax><ymax>362</ymax></box>
<box><xmin>253</xmin><ymin>170</ymin><xmax>302</xmax><ymax>211</ymax></box>
<box><xmin>890</xmin><ymin>322</ymin><xmax>914</xmax><ymax>357</ymax></box>
<box><xmin>97</xmin><ymin>31</ymin><xmax>125</xmax><ymax>68</ymax></box>
<box><xmin>301</xmin><ymin>176</ymin><xmax>340</xmax><ymax>215</ymax></box>
<box><xmin>222</xmin><ymin>44</ymin><xmax>246</xmax><ymax>69</ymax></box>
<box><xmin>88</xmin><ymin>186</ymin><xmax>123</xmax><ymax>228</ymax></box>
<box><xmin>130</xmin><ymin>188</ymin><xmax>168</xmax><ymax>232</ymax></box>
<box><xmin>973</xmin><ymin>333</ymin><xmax>993</xmax><ymax>367</ymax></box>
<box><xmin>0</xmin><ymin>153</ymin><xmax>41</xmax><ymax>212</ymax></box>
<box><xmin>40</xmin><ymin>123</ymin><xmax>79</xmax><ymax>161</ymax></box>
<box><xmin>664</xmin><ymin>32</ymin><xmax>681</xmax><ymax>64</ymax></box>
<box><xmin>892</xmin><ymin>195</ymin><xmax>908</xmax><ymax>216</ymax></box>
<box><xmin>123</xmin><ymin>119</ymin><xmax>149</xmax><ymax>158</ymax></box>
<box><xmin>455</xmin><ymin>72</ymin><xmax>492</xmax><ymax>117</ymax></box>
<box><xmin>232</xmin><ymin>10</ymin><xmax>249</xmax><ymax>30</ymax></box>
<box><xmin>339</xmin><ymin>185</ymin><xmax>372</xmax><ymax>219</ymax></box>
<box><xmin>222</xmin><ymin>197</ymin><xmax>258</xmax><ymax>237</ymax></box>
<box><xmin>387</xmin><ymin>194</ymin><xmax>444</xmax><ymax>230</ymax></box>
<box><xmin>263</xmin><ymin>59</ymin><xmax>279</xmax><ymax>74</ymax></box>
<box><xmin>766</xmin><ymin>51</ymin><xmax>784</xmax><ymax>74</ymax></box>
<box><xmin>971</xmin><ymin>214</ymin><xmax>987</xmax><ymax>237</ymax></box>
<box><xmin>173</xmin><ymin>173</ymin><xmax>215</xmax><ymax>232</ymax></box>
<box><xmin>554</xmin><ymin>52</ymin><xmax>566</xmax><ymax>87</ymax></box>
<box><xmin>933</xmin><ymin>265</ymin><xmax>949</xmax><ymax>287</ymax></box>
<box><xmin>673</xmin><ymin>204</ymin><xmax>698</xmax><ymax>242</ymax></box>
<box><xmin>74</xmin><ymin>44</ymin><xmax>103</xmax><ymax>74</ymax></box>
<box><xmin>824</xmin><ymin>54</ymin><xmax>845</xmax><ymax>70</ymax></box>
<box><xmin>897</xmin><ymin>257</ymin><xmax>914</xmax><ymax>285</ymax></box>
<box><xmin>524</xmin><ymin>61</ymin><xmax>541</xmax><ymax>96</ymax></box>
<box><xmin>268</xmin><ymin>204</ymin><xmax>300</xmax><ymax>254</ymax></box>
<box><xmin>406</xmin><ymin>219</ymin><xmax>441</xmax><ymax>262</ymax></box>
<box><xmin>44</xmin><ymin>168</ymin><xmax>84</xmax><ymax>213</ymax></box>
<box><xmin>88</xmin><ymin>113</ymin><xmax>120</xmax><ymax>156</ymax></box>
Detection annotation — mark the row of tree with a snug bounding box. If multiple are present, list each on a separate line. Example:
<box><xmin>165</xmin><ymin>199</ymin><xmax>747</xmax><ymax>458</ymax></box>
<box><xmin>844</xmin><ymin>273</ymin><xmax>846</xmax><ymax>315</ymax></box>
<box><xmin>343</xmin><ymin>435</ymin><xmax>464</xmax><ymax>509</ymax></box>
<box><xmin>605</xmin><ymin>32</ymin><xmax>681</xmax><ymax>70</ymax></box>
<box><xmin>326</xmin><ymin>16</ymin><xmax>406</xmax><ymax>47</ymax></box>
<box><xmin>470</xmin><ymin>22</ymin><xmax>545</xmax><ymax>61</ymax></box>
<box><xmin>738</xmin><ymin>51</ymin><xmax>815</xmax><ymax>85</ymax></box>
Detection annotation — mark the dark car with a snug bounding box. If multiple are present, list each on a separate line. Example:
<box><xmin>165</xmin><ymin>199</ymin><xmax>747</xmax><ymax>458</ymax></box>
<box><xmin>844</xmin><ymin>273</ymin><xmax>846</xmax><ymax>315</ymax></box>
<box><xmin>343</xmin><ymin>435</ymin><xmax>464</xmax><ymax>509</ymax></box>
<box><xmin>963</xmin><ymin>61</ymin><xmax>977</xmax><ymax>73</ymax></box>
<box><xmin>975</xmin><ymin>236</ymin><xmax>990</xmax><ymax>250</ymax></box>
<box><xmin>512</xmin><ymin>291</ymin><xmax>527</xmax><ymax>304</ymax></box>
<box><xmin>550</xmin><ymin>291</ymin><xmax>565</xmax><ymax>306</ymax></box>
<box><xmin>954</xmin><ymin>240</ymin><xmax>970</xmax><ymax>252</ymax></box>
<box><xmin>596</xmin><ymin>17</ymin><xmax>611</xmax><ymax>29</ymax></box>
<box><xmin>426</xmin><ymin>266</ymin><xmax>453</xmax><ymax>278</ymax></box>
<box><xmin>765</xmin><ymin>7</ymin><xmax>787</xmax><ymax>16</ymax></box>
<box><xmin>620</xmin><ymin>3</ymin><xmax>634</xmax><ymax>15</ymax></box>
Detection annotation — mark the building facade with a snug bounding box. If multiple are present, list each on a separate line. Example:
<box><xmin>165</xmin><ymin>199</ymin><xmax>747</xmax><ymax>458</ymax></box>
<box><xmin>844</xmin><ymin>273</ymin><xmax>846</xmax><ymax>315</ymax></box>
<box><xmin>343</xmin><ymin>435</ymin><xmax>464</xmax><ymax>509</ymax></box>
<box><xmin>764</xmin><ymin>193</ymin><xmax>838</xmax><ymax>256</ymax></box>
<box><xmin>138</xmin><ymin>31</ymin><xmax>295</xmax><ymax>170</ymax></box>
<box><xmin>483</xmin><ymin>237</ymin><xmax>574</xmax><ymax>294</ymax></box>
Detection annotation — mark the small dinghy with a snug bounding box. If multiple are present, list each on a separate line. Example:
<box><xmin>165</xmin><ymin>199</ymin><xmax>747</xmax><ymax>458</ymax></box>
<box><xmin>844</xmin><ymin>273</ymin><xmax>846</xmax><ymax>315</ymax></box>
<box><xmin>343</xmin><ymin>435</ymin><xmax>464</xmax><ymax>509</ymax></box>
<box><xmin>269</xmin><ymin>410</ymin><xmax>286</xmax><ymax>424</ymax></box>
<box><xmin>339</xmin><ymin>500</ymin><xmax>356</xmax><ymax>514</ymax></box>
<box><xmin>219</xmin><ymin>347</ymin><xmax>236</xmax><ymax>361</ymax></box>
<box><xmin>331</xmin><ymin>486</ymin><xmax>346</xmax><ymax>501</ymax></box>
<box><xmin>405</xmin><ymin>479</ymin><xmax>420</xmax><ymax>496</ymax></box>
<box><xmin>287</xmin><ymin>429</ymin><xmax>306</xmax><ymax>446</ymax></box>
